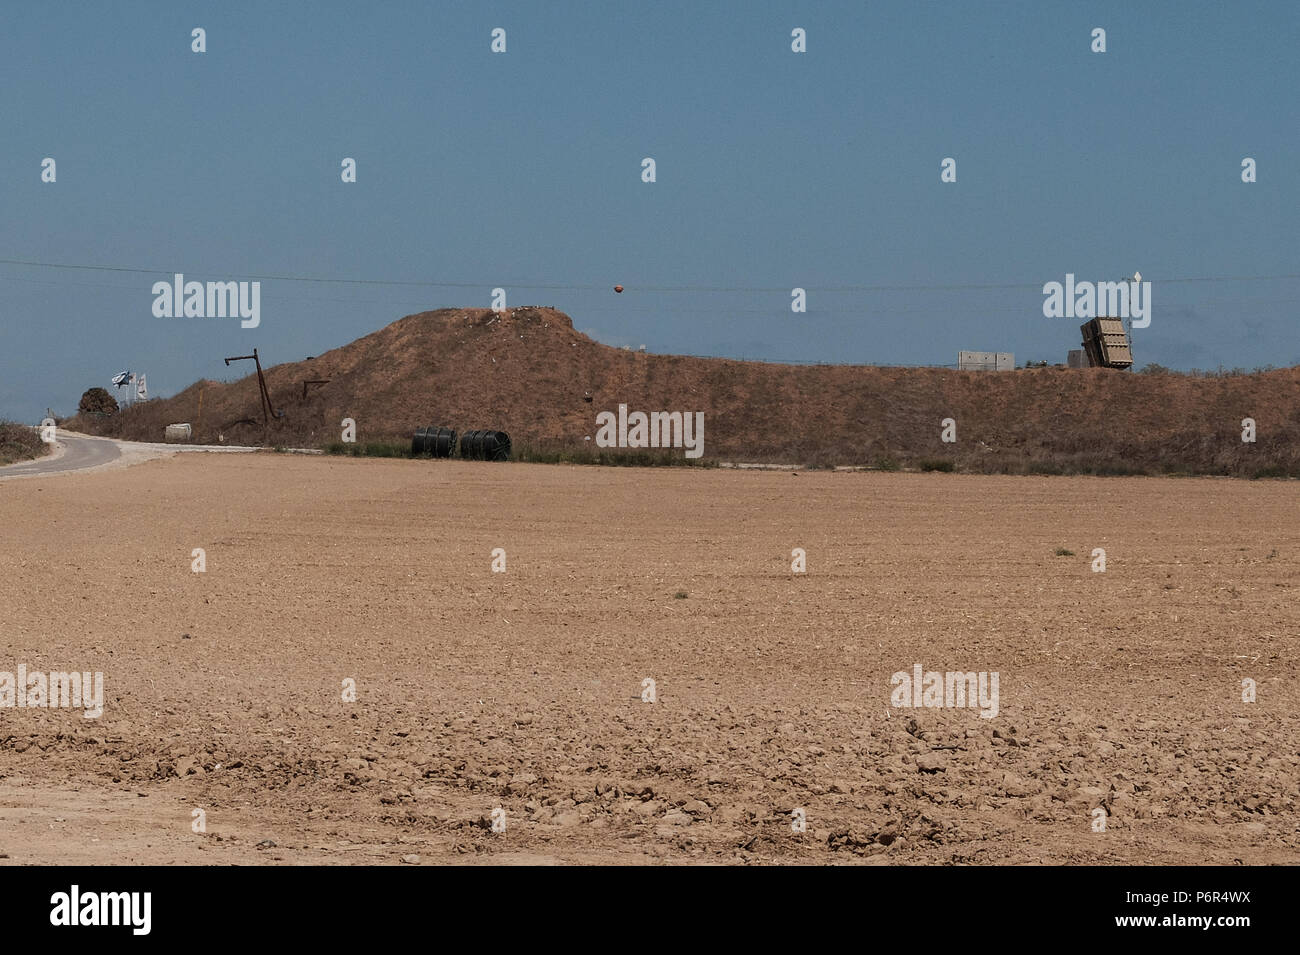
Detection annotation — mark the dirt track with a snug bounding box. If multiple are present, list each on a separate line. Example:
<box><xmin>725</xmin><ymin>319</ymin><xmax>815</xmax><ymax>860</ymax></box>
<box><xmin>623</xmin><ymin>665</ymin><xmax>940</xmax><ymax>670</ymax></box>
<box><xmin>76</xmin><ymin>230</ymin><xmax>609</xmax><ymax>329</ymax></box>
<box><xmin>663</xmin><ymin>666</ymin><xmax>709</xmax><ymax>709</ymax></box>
<box><xmin>1</xmin><ymin>455</ymin><xmax>1296</xmax><ymax>864</ymax></box>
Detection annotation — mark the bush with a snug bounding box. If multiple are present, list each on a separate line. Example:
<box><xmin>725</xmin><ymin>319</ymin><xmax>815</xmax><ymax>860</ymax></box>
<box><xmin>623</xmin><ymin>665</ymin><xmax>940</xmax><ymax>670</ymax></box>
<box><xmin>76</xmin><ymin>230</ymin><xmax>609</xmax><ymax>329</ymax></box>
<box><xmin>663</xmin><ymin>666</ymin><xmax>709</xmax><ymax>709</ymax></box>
<box><xmin>1252</xmin><ymin>465</ymin><xmax>1294</xmax><ymax>480</ymax></box>
<box><xmin>1085</xmin><ymin>463</ymin><xmax>1148</xmax><ymax>477</ymax></box>
<box><xmin>510</xmin><ymin>443</ymin><xmax>714</xmax><ymax>468</ymax></box>
<box><xmin>325</xmin><ymin>441</ymin><xmax>410</xmax><ymax>458</ymax></box>
<box><xmin>78</xmin><ymin>387</ymin><xmax>118</xmax><ymax>416</ymax></box>
<box><xmin>0</xmin><ymin>420</ymin><xmax>48</xmax><ymax>465</ymax></box>
<box><xmin>918</xmin><ymin>459</ymin><xmax>955</xmax><ymax>472</ymax></box>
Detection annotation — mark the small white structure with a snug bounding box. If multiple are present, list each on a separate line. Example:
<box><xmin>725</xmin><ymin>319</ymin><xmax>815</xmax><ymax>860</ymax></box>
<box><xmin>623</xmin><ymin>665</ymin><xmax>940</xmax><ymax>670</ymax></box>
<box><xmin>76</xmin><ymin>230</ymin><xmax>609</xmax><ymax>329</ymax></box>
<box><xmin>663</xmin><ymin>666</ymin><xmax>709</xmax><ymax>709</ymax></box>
<box><xmin>958</xmin><ymin>351</ymin><xmax>1014</xmax><ymax>371</ymax></box>
<box><xmin>164</xmin><ymin>423</ymin><xmax>192</xmax><ymax>442</ymax></box>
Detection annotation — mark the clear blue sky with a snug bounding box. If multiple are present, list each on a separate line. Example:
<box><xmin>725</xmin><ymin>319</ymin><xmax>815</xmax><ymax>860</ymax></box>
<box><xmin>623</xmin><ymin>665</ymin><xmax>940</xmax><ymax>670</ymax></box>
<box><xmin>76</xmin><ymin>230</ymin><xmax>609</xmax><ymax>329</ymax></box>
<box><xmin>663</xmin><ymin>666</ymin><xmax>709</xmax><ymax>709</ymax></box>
<box><xmin>3</xmin><ymin>1</ymin><xmax>1297</xmax><ymax>421</ymax></box>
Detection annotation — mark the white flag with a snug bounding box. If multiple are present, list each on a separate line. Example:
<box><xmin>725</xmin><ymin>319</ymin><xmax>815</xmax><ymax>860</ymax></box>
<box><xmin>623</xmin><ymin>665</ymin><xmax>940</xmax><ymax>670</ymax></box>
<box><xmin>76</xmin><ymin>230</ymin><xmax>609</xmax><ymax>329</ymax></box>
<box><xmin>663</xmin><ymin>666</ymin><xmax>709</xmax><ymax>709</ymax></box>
<box><xmin>136</xmin><ymin>374</ymin><xmax>147</xmax><ymax>401</ymax></box>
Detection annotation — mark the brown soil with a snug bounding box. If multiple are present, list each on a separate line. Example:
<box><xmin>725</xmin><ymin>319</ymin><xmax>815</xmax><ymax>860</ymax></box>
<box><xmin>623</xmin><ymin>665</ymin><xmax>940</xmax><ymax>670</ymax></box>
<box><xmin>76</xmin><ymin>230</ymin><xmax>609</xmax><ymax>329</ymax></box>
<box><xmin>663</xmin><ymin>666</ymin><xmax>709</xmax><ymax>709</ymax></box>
<box><xmin>67</xmin><ymin>307</ymin><xmax>1300</xmax><ymax>476</ymax></box>
<box><xmin>1</xmin><ymin>454</ymin><xmax>1296</xmax><ymax>864</ymax></box>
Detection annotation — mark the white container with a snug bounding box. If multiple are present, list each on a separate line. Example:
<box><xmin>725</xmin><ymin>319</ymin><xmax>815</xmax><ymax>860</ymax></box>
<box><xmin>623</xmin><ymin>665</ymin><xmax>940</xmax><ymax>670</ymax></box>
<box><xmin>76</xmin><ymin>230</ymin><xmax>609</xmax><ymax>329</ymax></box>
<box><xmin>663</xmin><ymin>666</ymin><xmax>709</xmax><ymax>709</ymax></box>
<box><xmin>164</xmin><ymin>423</ymin><xmax>193</xmax><ymax>442</ymax></box>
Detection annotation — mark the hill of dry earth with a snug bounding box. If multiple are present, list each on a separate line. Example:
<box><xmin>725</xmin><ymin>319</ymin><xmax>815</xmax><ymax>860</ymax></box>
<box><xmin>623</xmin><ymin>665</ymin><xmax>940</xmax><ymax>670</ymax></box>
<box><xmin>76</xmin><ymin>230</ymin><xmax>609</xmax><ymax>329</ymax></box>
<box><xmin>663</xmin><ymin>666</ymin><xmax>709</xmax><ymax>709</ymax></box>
<box><xmin>69</xmin><ymin>307</ymin><xmax>1300</xmax><ymax>476</ymax></box>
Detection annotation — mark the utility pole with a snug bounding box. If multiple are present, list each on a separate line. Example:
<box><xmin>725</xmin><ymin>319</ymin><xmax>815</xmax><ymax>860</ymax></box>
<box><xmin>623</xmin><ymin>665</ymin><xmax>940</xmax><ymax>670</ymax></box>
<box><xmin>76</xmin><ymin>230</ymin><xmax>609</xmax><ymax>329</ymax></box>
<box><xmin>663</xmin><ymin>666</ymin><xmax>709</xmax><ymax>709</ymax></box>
<box><xmin>223</xmin><ymin>347</ymin><xmax>282</xmax><ymax>426</ymax></box>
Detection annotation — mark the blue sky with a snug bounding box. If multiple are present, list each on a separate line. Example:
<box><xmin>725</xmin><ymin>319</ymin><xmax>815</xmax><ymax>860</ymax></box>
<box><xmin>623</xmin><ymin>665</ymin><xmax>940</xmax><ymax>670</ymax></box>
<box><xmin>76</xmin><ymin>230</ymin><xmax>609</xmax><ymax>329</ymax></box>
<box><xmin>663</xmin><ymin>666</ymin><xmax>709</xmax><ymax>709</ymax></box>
<box><xmin>3</xmin><ymin>1</ymin><xmax>1297</xmax><ymax>421</ymax></box>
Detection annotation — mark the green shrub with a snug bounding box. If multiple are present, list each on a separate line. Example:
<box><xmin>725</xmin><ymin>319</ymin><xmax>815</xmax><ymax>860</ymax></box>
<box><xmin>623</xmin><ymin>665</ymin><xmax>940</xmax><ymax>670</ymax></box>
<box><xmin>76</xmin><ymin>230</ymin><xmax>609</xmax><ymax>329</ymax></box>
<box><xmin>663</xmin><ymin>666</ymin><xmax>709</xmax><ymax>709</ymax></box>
<box><xmin>918</xmin><ymin>459</ymin><xmax>955</xmax><ymax>473</ymax></box>
<box><xmin>510</xmin><ymin>443</ymin><xmax>714</xmax><ymax>468</ymax></box>
<box><xmin>1252</xmin><ymin>465</ymin><xmax>1293</xmax><ymax>480</ymax></box>
<box><xmin>326</xmin><ymin>441</ymin><xmax>410</xmax><ymax>458</ymax></box>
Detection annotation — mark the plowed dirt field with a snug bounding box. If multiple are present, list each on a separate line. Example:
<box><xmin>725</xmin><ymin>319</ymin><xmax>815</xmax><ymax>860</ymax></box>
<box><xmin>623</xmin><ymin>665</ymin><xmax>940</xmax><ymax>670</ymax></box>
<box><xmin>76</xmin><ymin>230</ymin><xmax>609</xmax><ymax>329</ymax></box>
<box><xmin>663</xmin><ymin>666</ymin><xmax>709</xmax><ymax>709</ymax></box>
<box><xmin>1</xmin><ymin>454</ymin><xmax>1296</xmax><ymax>864</ymax></box>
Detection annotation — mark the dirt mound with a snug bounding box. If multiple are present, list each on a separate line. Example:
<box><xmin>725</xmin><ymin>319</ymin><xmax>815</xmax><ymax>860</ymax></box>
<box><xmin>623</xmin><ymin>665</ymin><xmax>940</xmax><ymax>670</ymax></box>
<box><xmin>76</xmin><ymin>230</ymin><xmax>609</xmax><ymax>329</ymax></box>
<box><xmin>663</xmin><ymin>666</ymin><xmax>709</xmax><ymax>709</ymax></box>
<box><xmin>68</xmin><ymin>306</ymin><xmax>1300</xmax><ymax>476</ymax></box>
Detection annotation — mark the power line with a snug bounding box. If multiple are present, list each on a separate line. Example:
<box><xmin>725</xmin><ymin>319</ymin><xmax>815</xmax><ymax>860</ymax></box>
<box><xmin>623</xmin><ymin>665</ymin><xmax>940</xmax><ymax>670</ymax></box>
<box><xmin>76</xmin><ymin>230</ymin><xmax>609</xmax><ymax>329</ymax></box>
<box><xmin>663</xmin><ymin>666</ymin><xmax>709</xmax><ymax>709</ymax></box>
<box><xmin>2</xmin><ymin>257</ymin><xmax>1299</xmax><ymax>294</ymax></box>
<box><xmin>5</xmin><ymin>272</ymin><xmax>1296</xmax><ymax>315</ymax></box>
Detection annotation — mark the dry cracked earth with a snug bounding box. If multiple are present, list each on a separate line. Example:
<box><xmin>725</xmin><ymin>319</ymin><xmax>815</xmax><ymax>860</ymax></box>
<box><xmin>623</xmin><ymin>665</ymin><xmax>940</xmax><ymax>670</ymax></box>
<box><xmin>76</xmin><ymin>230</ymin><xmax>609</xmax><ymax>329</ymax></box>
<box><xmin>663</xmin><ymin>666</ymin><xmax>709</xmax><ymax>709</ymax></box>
<box><xmin>1</xmin><ymin>454</ymin><xmax>1297</xmax><ymax>864</ymax></box>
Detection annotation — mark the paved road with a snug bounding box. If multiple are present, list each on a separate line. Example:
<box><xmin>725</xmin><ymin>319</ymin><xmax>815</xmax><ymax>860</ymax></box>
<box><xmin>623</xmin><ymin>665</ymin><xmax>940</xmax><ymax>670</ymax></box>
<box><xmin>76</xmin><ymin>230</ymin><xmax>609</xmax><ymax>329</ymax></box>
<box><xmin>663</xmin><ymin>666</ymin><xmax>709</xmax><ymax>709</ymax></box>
<box><xmin>0</xmin><ymin>430</ymin><xmax>259</xmax><ymax>479</ymax></box>
<box><xmin>0</xmin><ymin>431</ymin><xmax>119</xmax><ymax>477</ymax></box>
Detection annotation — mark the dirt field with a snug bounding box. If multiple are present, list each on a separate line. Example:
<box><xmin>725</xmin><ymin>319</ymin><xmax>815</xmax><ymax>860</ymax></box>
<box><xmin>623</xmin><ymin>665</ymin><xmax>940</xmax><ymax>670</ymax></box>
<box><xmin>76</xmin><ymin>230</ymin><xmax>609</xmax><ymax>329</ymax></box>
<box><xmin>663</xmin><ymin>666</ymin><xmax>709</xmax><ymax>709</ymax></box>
<box><xmin>1</xmin><ymin>454</ymin><xmax>1297</xmax><ymax>865</ymax></box>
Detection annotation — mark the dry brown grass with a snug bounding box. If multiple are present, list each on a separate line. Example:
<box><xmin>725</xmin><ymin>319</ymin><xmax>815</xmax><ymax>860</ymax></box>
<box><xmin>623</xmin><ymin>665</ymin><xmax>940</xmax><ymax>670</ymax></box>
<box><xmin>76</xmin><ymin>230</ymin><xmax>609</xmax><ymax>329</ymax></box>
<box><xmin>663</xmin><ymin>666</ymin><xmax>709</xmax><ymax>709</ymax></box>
<box><xmin>0</xmin><ymin>421</ymin><xmax>48</xmax><ymax>466</ymax></box>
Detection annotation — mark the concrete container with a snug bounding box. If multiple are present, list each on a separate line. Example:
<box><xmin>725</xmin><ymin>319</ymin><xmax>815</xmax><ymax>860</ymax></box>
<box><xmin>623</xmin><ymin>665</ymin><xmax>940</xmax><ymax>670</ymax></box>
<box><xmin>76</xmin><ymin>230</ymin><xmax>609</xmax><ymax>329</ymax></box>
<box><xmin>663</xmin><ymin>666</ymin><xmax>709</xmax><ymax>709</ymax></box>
<box><xmin>959</xmin><ymin>351</ymin><xmax>1015</xmax><ymax>371</ymax></box>
<box><xmin>164</xmin><ymin>423</ymin><xmax>192</xmax><ymax>442</ymax></box>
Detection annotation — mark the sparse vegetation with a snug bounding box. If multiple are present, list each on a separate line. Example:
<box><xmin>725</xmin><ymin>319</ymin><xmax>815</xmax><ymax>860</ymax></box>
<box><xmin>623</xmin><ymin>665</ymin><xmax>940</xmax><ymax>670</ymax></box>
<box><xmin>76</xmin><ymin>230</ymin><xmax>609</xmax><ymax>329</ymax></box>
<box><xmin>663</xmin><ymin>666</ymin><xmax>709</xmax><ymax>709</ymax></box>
<box><xmin>918</xmin><ymin>459</ymin><xmax>955</xmax><ymax>473</ymax></box>
<box><xmin>1084</xmin><ymin>463</ymin><xmax>1149</xmax><ymax>477</ymax></box>
<box><xmin>320</xmin><ymin>440</ymin><xmax>722</xmax><ymax>467</ymax></box>
<box><xmin>511</xmin><ymin>444</ymin><xmax>716</xmax><ymax>468</ymax></box>
<box><xmin>0</xmin><ymin>420</ymin><xmax>49</xmax><ymax>466</ymax></box>
<box><xmin>1027</xmin><ymin>461</ymin><xmax>1065</xmax><ymax>475</ymax></box>
<box><xmin>325</xmin><ymin>441</ymin><xmax>410</xmax><ymax>458</ymax></box>
<box><xmin>1054</xmin><ymin>547</ymin><xmax>1075</xmax><ymax>557</ymax></box>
